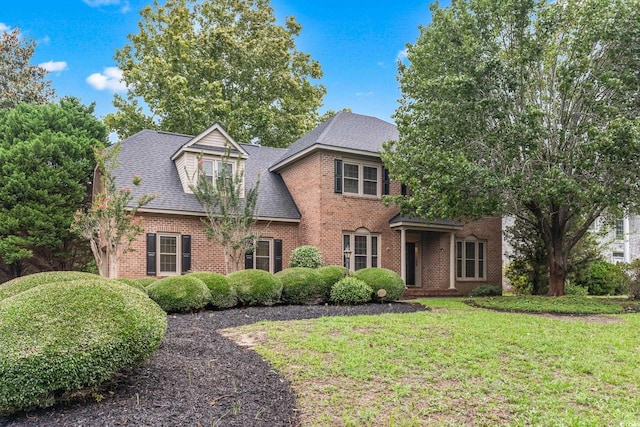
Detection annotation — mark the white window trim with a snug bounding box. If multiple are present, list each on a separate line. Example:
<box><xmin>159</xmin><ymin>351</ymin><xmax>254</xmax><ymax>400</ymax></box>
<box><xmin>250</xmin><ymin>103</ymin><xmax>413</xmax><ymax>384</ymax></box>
<box><xmin>252</xmin><ymin>239</ymin><xmax>274</xmax><ymax>273</ymax></box>
<box><xmin>200</xmin><ymin>159</ymin><xmax>234</xmax><ymax>184</ymax></box>
<box><xmin>342</xmin><ymin>161</ymin><xmax>380</xmax><ymax>197</ymax></box>
<box><xmin>456</xmin><ymin>237</ymin><xmax>486</xmax><ymax>281</ymax></box>
<box><xmin>157</xmin><ymin>233</ymin><xmax>181</xmax><ymax>276</ymax></box>
<box><xmin>343</xmin><ymin>232</ymin><xmax>381</xmax><ymax>271</ymax></box>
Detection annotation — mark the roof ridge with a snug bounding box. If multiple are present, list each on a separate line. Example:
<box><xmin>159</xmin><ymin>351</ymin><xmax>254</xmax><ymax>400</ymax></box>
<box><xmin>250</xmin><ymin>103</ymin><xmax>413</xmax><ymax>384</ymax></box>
<box><xmin>315</xmin><ymin>111</ymin><xmax>345</xmax><ymax>144</ymax></box>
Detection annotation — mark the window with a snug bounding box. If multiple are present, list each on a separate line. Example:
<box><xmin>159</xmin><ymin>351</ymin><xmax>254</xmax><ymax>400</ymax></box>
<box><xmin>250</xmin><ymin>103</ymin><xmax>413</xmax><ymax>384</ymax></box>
<box><xmin>200</xmin><ymin>159</ymin><xmax>233</xmax><ymax>185</ymax></box>
<box><xmin>158</xmin><ymin>234</ymin><xmax>179</xmax><ymax>274</ymax></box>
<box><xmin>255</xmin><ymin>240</ymin><xmax>271</xmax><ymax>272</ymax></box>
<box><xmin>615</xmin><ymin>219</ymin><xmax>625</xmax><ymax>239</ymax></box>
<box><xmin>343</xmin><ymin>231</ymin><xmax>380</xmax><ymax>271</ymax></box>
<box><xmin>245</xmin><ymin>239</ymin><xmax>283</xmax><ymax>273</ymax></box>
<box><xmin>456</xmin><ymin>238</ymin><xmax>486</xmax><ymax>280</ymax></box>
<box><xmin>342</xmin><ymin>162</ymin><xmax>379</xmax><ymax>196</ymax></box>
<box><xmin>613</xmin><ymin>251</ymin><xmax>625</xmax><ymax>259</ymax></box>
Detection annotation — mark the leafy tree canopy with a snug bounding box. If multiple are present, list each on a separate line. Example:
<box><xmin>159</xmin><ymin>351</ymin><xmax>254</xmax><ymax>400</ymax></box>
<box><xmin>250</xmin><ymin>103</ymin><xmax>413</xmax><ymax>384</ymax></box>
<box><xmin>105</xmin><ymin>0</ymin><xmax>326</xmax><ymax>148</ymax></box>
<box><xmin>0</xmin><ymin>98</ymin><xmax>107</xmax><ymax>278</ymax></box>
<box><xmin>0</xmin><ymin>27</ymin><xmax>55</xmax><ymax>110</ymax></box>
<box><xmin>382</xmin><ymin>0</ymin><xmax>640</xmax><ymax>295</ymax></box>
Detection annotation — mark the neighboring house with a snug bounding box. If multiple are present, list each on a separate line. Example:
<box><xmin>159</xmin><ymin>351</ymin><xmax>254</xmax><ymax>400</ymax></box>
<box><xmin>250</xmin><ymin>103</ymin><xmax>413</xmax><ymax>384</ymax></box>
<box><xmin>113</xmin><ymin>112</ymin><xmax>502</xmax><ymax>296</ymax></box>
<box><xmin>588</xmin><ymin>216</ymin><xmax>640</xmax><ymax>264</ymax></box>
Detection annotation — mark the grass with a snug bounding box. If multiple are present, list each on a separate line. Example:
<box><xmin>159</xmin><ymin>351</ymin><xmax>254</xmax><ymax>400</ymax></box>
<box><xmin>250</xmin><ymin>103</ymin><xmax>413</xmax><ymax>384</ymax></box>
<box><xmin>467</xmin><ymin>295</ymin><xmax>627</xmax><ymax>314</ymax></box>
<box><xmin>224</xmin><ymin>298</ymin><xmax>640</xmax><ymax>426</ymax></box>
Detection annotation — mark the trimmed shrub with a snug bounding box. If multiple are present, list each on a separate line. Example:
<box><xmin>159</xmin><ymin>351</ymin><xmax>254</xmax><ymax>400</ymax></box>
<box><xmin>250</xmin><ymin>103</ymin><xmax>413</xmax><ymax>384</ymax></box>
<box><xmin>188</xmin><ymin>272</ymin><xmax>237</xmax><ymax>309</ymax></box>
<box><xmin>116</xmin><ymin>278</ymin><xmax>148</xmax><ymax>293</ymax></box>
<box><xmin>276</xmin><ymin>267</ymin><xmax>324</xmax><ymax>304</ymax></box>
<box><xmin>468</xmin><ymin>284</ymin><xmax>502</xmax><ymax>297</ymax></box>
<box><xmin>330</xmin><ymin>277</ymin><xmax>372</xmax><ymax>305</ymax></box>
<box><xmin>147</xmin><ymin>276</ymin><xmax>211</xmax><ymax>313</ymax></box>
<box><xmin>289</xmin><ymin>245</ymin><xmax>324</xmax><ymax>268</ymax></box>
<box><xmin>317</xmin><ymin>265</ymin><xmax>347</xmax><ymax>300</ymax></box>
<box><xmin>227</xmin><ymin>270</ymin><xmax>282</xmax><ymax>306</ymax></box>
<box><xmin>0</xmin><ymin>271</ymin><xmax>101</xmax><ymax>301</ymax></box>
<box><xmin>0</xmin><ymin>279</ymin><xmax>166</xmax><ymax>416</ymax></box>
<box><xmin>354</xmin><ymin>267</ymin><xmax>406</xmax><ymax>302</ymax></box>
<box><xmin>134</xmin><ymin>277</ymin><xmax>159</xmax><ymax>289</ymax></box>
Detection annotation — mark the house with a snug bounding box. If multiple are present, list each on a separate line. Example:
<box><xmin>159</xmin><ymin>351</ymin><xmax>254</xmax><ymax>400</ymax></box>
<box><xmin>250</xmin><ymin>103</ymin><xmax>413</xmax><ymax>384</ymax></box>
<box><xmin>113</xmin><ymin>112</ymin><xmax>502</xmax><ymax>296</ymax></box>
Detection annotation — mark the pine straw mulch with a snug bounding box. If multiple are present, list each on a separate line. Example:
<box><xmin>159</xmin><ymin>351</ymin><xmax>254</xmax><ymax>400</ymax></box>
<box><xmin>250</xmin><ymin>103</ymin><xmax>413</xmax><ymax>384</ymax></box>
<box><xmin>1</xmin><ymin>302</ymin><xmax>428</xmax><ymax>427</ymax></box>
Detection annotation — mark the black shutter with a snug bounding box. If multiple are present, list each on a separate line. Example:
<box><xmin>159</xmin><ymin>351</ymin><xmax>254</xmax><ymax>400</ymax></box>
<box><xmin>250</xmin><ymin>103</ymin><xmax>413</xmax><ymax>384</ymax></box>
<box><xmin>274</xmin><ymin>239</ymin><xmax>283</xmax><ymax>273</ymax></box>
<box><xmin>334</xmin><ymin>159</ymin><xmax>343</xmax><ymax>193</ymax></box>
<box><xmin>146</xmin><ymin>233</ymin><xmax>157</xmax><ymax>276</ymax></box>
<box><xmin>383</xmin><ymin>168</ymin><xmax>390</xmax><ymax>195</ymax></box>
<box><xmin>245</xmin><ymin>250</ymin><xmax>254</xmax><ymax>270</ymax></box>
<box><xmin>181</xmin><ymin>235</ymin><xmax>191</xmax><ymax>274</ymax></box>
<box><xmin>401</xmin><ymin>184</ymin><xmax>407</xmax><ymax>196</ymax></box>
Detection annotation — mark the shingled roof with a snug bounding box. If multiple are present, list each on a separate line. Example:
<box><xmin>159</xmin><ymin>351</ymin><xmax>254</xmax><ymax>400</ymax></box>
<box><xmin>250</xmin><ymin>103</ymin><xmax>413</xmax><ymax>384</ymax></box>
<box><xmin>113</xmin><ymin>130</ymin><xmax>301</xmax><ymax>220</ymax></box>
<box><xmin>270</xmin><ymin>111</ymin><xmax>398</xmax><ymax>171</ymax></box>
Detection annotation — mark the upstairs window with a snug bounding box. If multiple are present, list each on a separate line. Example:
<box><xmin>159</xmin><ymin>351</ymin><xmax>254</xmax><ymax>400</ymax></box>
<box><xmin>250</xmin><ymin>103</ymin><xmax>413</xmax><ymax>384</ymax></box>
<box><xmin>615</xmin><ymin>219</ymin><xmax>625</xmax><ymax>239</ymax></box>
<box><xmin>335</xmin><ymin>159</ymin><xmax>379</xmax><ymax>197</ymax></box>
<box><xmin>200</xmin><ymin>159</ymin><xmax>234</xmax><ymax>186</ymax></box>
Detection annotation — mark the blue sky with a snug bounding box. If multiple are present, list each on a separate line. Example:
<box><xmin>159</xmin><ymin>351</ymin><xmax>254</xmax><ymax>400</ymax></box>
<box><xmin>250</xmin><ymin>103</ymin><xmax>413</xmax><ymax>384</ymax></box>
<box><xmin>2</xmin><ymin>1</ymin><xmax>442</xmax><ymax>125</ymax></box>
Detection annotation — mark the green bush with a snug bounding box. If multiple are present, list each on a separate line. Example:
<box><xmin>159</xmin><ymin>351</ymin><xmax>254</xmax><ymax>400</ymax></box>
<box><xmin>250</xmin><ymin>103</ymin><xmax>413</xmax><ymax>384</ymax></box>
<box><xmin>330</xmin><ymin>277</ymin><xmax>372</xmax><ymax>305</ymax></box>
<box><xmin>188</xmin><ymin>272</ymin><xmax>237</xmax><ymax>309</ymax></box>
<box><xmin>289</xmin><ymin>245</ymin><xmax>324</xmax><ymax>268</ymax></box>
<box><xmin>575</xmin><ymin>261</ymin><xmax>628</xmax><ymax>296</ymax></box>
<box><xmin>624</xmin><ymin>260</ymin><xmax>640</xmax><ymax>300</ymax></box>
<box><xmin>0</xmin><ymin>271</ymin><xmax>101</xmax><ymax>301</ymax></box>
<box><xmin>147</xmin><ymin>276</ymin><xmax>212</xmax><ymax>313</ymax></box>
<box><xmin>564</xmin><ymin>282</ymin><xmax>589</xmax><ymax>296</ymax></box>
<box><xmin>134</xmin><ymin>277</ymin><xmax>159</xmax><ymax>289</ymax></box>
<box><xmin>354</xmin><ymin>267</ymin><xmax>406</xmax><ymax>301</ymax></box>
<box><xmin>116</xmin><ymin>278</ymin><xmax>148</xmax><ymax>293</ymax></box>
<box><xmin>276</xmin><ymin>267</ymin><xmax>324</xmax><ymax>304</ymax></box>
<box><xmin>0</xmin><ymin>279</ymin><xmax>166</xmax><ymax>415</ymax></box>
<box><xmin>227</xmin><ymin>269</ymin><xmax>282</xmax><ymax>306</ymax></box>
<box><xmin>468</xmin><ymin>284</ymin><xmax>502</xmax><ymax>297</ymax></box>
<box><xmin>316</xmin><ymin>265</ymin><xmax>347</xmax><ymax>299</ymax></box>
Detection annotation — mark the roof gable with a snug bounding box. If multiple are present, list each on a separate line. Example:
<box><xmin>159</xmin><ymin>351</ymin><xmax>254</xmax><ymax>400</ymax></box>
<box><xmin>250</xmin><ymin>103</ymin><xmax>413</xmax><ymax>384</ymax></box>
<box><xmin>171</xmin><ymin>123</ymin><xmax>248</xmax><ymax>160</ymax></box>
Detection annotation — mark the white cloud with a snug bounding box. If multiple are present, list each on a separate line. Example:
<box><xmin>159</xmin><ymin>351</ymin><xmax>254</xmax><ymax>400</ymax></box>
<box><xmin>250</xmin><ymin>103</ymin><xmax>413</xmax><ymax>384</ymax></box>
<box><xmin>355</xmin><ymin>91</ymin><xmax>374</xmax><ymax>97</ymax></box>
<box><xmin>0</xmin><ymin>22</ymin><xmax>11</xmax><ymax>33</ymax></box>
<box><xmin>397</xmin><ymin>48</ymin><xmax>408</xmax><ymax>62</ymax></box>
<box><xmin>83</xmin><ymin>0</ymin><xmax>130</xmax><ymax>12</ymax></box>
<box><xmin>40</xmin><ymin>35</ymin><xmax>51</xmax><ymax>45</ymax></box>
<box><xmin>39</xmin><ymin>61</ymin><xmax>68</xmax><ymax>72</ymax></box>
<box><xmin>377</xmin><ymin>61</ymin><xmax>385</xmax><ymax>67</ymax></box>
<box><xmin>86</xmin><ymin>67</ymin><xmax>129</xmax><ymax>92</ymax></box>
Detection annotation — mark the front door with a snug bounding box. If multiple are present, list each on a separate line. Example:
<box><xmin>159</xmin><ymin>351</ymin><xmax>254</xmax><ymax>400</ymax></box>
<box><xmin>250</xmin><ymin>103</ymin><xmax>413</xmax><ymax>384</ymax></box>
<box><xmin>406</xmin><ymin>242</ymin><xmax>416</xmax><ymax>286</ymax></box>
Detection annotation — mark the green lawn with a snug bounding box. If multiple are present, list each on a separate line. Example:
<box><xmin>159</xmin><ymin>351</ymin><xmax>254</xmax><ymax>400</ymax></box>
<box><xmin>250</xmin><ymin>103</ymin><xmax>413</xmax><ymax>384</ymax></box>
<box><xmin>223</xmin><ymin>299</ymin><xmax>640</xmax><ymax>426</ymax></box>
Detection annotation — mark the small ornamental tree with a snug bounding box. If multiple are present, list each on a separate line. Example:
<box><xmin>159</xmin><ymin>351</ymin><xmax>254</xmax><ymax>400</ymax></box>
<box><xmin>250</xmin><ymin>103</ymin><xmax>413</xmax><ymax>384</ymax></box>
<box><xmin>72</xmin><ymin>144</ymin><xmax>155</xmax><ymax>278</ymax></box>
<box><xmin>190</xmin><ymin>148</ymin><xmax>260</xmax><ymax>274</ymax></box>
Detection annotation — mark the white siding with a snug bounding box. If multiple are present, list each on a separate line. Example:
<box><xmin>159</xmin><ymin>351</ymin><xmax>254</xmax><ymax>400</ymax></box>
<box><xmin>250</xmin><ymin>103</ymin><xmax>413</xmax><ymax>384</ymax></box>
<box><xmin>197</xmin><ymin>129</ymin><xmax>229</xmax><ymax>149</ymax></box>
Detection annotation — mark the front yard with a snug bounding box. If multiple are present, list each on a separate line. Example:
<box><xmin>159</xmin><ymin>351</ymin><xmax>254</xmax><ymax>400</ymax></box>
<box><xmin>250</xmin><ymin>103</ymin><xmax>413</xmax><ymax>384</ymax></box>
<box><xmin>224</xmin><ymin>298</ymin><xmax>640</xmax><ymax>426</ymax></box>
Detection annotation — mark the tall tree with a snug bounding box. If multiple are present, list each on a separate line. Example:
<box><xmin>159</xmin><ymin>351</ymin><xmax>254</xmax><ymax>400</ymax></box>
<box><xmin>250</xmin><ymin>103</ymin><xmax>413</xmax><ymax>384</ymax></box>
<box><xmin>0</xmin><ymin>98</ymin><xmax>107</xmax><ymax>279</ymax></box>
<box><xmin>190</xmin><ymin>149</ymin><xmax>260</xmax><ymax>274</ymax></box>
<box><xmin>382</xmin><ymin>0</ymin><xmax>640</xmax><ymax>295</ymax></box>
<box><xmin>105</xmin><ymin>0</ymin><xmax>325</xmax><ymax>148</ymax></box>
<box><xmin>0</xmin><ymin>27</ymin><xmax>55</xmax><ymax>109</ymax></box>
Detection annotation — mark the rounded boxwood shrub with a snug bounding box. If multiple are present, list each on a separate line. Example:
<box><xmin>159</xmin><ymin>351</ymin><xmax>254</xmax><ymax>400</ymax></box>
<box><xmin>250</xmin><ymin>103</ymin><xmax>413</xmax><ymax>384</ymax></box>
<box><xmin>330</xmin><ymin>277</ymin><xmax>372</xmax><ymax>305</ymax></box>
<box><xmin>0</xmin><ymin>279</ymin><xmax>166</xmax><ymax>416</ymax></box>
<box><xmin>468</xmin><ymin>284</ymin><xmax>503</xmax><ymax>297</ymax></box>
<box><xmin>354</xmin><ymin>267</ymin><xmax>406</xmax><ymax>302</ymax></box>
<box><xmin>316</xmin><ymin>265</ymin><xmax>347</xmax><ymax>300</ymax></box>
<box><xmin>147</xmin><ymin>276</ymin><xmax>211</xmax><ymax>313</ymax></box>
<box><xmin>116</xmin><ymin>278</ymin><xmax>148</xmax><ymax>294</ymax></box>
<box><xmin>276</xmin><ymin>267</ymin><xmax>324</xmax><ymax>304</ymax></box>
<box><xmin>289</xmin><ymin>245</ymin><xmax>324</xmax><ymax>268</ymax></box>
<box><xmin>227</xmin><ymin>269</ymin><xmax>282</xmax><ymax>306</ymax></box>
<box><xmin>0</xmin><ymin>271</ymin><xmax>101</xmax><ymax>301</ymax></box>
<box><xmin>188</xmin><ymin>272</ymin><xmax>237</xmax><ymax>309</ymax></box>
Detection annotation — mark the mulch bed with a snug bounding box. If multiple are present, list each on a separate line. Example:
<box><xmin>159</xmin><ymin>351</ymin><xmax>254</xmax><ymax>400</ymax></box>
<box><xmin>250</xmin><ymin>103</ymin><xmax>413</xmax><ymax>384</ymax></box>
<box><xmin>1</xmin><ymin>302</ymin><xmax>427</xmax><ymax>427</ymax></box>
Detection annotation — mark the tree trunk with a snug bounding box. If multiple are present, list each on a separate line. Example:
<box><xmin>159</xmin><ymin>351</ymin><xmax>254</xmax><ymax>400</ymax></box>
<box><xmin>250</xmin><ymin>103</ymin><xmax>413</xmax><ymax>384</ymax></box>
<box><xmin>108</xmin><ymin>250</ymin><xmax>118</xmax><ymax>279</ymax></box>
<box><xmin>547</xmin><ymin>240</ymin><xmax>567</xmax><ymax>296</ymax></box>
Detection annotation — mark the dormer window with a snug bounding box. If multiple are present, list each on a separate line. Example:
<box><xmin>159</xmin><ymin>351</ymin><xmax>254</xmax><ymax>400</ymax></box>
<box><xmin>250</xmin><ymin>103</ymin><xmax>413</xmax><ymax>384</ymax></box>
<box><xmin>200</xmin><ymin>159</ymin><xmax>234</xmax><ymax>185</ymax></box>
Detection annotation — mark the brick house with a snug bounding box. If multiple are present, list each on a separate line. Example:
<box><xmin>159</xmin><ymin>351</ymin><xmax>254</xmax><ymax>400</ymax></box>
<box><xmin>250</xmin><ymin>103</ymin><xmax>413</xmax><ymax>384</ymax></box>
<box><xmin>114</xmin><ymin>112</ymin><xmax>502</xmax><ymax>296</ymax></box>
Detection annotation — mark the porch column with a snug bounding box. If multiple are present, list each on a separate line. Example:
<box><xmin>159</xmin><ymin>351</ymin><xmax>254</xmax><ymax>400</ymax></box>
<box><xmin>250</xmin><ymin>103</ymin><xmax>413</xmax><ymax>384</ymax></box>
<box><xmin>449</xmin><ymin>232</ymin><xmax>456</xmax><ymax>289</ymax></box>
<box><xmin>400</xmin><ymin>228</ymin><xmax>406</xmax><ymax>283</ymax></box>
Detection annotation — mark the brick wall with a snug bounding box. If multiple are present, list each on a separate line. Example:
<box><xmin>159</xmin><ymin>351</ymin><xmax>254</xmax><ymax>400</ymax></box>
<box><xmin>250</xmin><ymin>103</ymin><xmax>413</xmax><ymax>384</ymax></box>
<box><xmin>118</xmin><ymin>213</ymin><xmax>299</xmax><ymax>278</ymax></box>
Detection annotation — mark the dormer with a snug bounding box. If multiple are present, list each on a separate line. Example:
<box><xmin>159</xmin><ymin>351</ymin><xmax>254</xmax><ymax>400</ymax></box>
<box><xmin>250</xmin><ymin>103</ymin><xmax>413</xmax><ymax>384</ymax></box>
<box><xmin>171</xmin><ymin>123</ymin><xmax>249</xmax><ymax>195</ymax></box>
